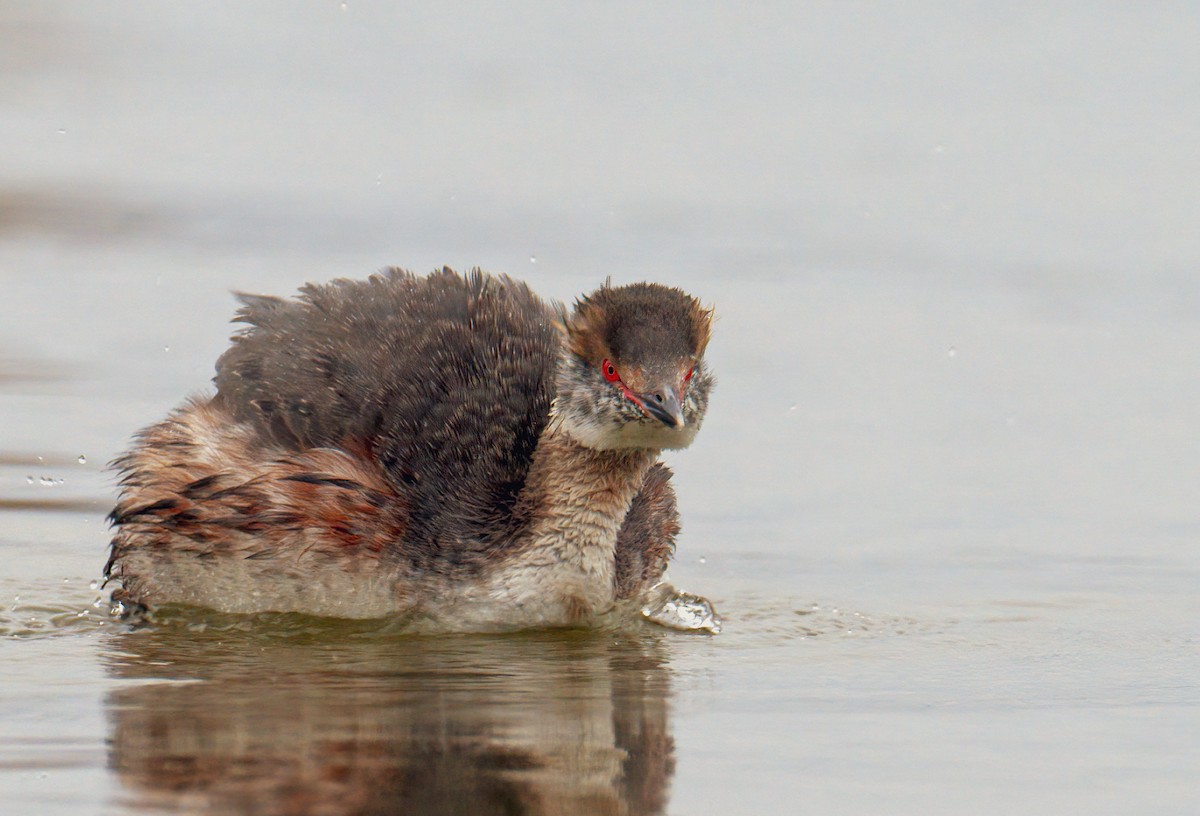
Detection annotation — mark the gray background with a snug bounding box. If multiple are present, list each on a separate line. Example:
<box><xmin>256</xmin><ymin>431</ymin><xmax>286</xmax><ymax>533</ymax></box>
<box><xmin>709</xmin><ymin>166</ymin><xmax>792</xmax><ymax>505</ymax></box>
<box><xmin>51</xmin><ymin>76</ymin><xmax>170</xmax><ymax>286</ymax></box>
<box><xmin>1</xmin><ymin>3</ymin><xmax>1197</xmax><ymax>814</ymax></box>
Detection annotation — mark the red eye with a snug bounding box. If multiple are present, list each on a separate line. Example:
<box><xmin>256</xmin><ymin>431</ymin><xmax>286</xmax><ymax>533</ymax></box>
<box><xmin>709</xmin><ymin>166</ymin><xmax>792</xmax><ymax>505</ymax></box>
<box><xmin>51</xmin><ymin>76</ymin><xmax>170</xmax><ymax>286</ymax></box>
<box><xmin>684</xmin><ymin>366</ymin><xmax>695</xmax><ymax>383</ymax></box>
<box><xmin>601</xmin><ymin>358</ymin><xmax>621</xmax><ymax>383</ymax></box>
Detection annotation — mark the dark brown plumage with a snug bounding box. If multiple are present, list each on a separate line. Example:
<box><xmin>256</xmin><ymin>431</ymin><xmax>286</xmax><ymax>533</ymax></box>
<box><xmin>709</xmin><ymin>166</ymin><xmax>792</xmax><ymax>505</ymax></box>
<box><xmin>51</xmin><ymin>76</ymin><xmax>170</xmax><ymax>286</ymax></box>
<box><xmin>214</xmin><ymin>268</ymin><xmax>557</xmax><ymax>568</ymax></box>
<box><xmin>106</xmin><ymin>267</ymin><xmax>715</xmax><ymax>630</ymax></box>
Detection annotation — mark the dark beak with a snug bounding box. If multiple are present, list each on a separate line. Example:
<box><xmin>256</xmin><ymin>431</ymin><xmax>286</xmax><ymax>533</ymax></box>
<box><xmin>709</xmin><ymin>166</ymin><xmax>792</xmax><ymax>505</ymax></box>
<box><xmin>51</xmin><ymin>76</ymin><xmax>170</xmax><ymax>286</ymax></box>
<box><xmin>640</xmin><ymin>386</ymin><xmax>685</xmax><ymax>428</ymax></box>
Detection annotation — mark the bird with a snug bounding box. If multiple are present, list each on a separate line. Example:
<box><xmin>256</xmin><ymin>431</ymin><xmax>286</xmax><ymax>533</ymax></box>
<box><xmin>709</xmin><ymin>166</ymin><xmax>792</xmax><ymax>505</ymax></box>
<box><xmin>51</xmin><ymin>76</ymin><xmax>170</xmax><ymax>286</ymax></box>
<box><xmin>105</xmin><ymin>267</ymin><xmax>718</xmax><ymax>632</ymax></box>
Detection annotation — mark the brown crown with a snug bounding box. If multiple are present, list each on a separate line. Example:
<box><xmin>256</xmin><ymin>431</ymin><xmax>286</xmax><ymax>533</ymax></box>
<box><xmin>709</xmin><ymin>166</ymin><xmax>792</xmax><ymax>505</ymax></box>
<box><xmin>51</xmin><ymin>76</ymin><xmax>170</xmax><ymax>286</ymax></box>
<box><xmin>564</xmin><ymin>282</ymin><xmax>713</xmax><ymax>369</ymax></box>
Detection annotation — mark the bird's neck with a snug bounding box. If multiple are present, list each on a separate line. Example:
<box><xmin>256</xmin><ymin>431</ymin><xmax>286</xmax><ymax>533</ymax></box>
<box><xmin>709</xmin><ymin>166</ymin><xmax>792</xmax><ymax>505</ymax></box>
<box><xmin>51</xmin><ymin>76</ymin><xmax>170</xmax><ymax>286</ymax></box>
<box><xmin>521</xmin><ymin>423</ymin><xmax>657</xmax><ymax>546</ymax></box>
<box><xmin>509</xmin><ymin>421</ymin><xmax>657</xmax><ymax>611</ymax></box>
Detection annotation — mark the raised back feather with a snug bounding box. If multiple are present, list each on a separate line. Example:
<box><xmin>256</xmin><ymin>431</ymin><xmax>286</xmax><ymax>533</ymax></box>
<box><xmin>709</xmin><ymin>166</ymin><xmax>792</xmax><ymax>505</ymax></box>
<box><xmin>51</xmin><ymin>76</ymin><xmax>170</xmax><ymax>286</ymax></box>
<box><xmin>213</xmin><ymin>268</ymin><xmax>559</xmax><ymax>556</ymax></box>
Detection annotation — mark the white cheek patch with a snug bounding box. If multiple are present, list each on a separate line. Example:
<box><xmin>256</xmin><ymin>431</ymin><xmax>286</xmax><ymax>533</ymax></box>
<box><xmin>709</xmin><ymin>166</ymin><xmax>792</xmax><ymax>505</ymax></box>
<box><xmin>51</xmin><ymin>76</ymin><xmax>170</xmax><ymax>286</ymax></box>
<box><xmin>556</xmin><ymin>410</ymin><xmax>609</xmax><ymax>449</ymax></box>
<box><xmin>559</xmin><ymin>409</ymin><xmax>698</xmax><ymax>451</ymax></box>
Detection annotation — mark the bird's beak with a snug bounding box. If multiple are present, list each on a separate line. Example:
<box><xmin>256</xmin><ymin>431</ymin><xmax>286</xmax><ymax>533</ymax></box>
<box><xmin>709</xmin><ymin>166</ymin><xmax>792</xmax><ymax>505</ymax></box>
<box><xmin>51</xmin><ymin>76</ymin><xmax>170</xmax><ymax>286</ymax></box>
<box><xmin>640</xmin><ymin>385</ymin><xmax>685</xmax><ymax>428</ymax></box>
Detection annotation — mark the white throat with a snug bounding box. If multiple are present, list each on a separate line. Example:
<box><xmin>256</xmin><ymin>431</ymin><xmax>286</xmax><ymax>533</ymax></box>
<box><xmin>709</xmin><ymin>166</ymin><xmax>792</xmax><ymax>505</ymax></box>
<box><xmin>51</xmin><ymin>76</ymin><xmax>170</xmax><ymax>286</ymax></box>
<box><xmin>556</xmin><ymin>402</ymin><xmax>699</xmax><ymax>451</ymax></box>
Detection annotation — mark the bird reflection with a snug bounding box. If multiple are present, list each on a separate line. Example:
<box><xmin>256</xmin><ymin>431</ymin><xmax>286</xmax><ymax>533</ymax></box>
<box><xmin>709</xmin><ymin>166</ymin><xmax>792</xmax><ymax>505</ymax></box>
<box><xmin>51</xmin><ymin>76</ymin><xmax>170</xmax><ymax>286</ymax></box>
<box><xmin>103</xmin><ymin>619</ymin><xmax>675</xmax><ymax>815</ymax></box>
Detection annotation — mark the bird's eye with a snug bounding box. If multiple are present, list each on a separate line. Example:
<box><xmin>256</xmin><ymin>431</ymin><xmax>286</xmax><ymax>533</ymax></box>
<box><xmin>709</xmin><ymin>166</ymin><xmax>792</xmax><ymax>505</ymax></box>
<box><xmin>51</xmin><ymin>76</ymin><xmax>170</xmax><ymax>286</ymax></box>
<box><xmin>684</xmin><ymin>365</ymin><xmax>695</xmax><ymax>383</ymax></box>
<box><xmin>601</xmin><ymin>358</ymin><xmax>621</xmax><ymax>383</ymax></box>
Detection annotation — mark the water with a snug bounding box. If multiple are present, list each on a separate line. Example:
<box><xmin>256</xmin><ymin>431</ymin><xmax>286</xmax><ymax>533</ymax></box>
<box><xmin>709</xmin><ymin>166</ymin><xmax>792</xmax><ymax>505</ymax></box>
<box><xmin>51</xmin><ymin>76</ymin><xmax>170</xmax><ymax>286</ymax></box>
<box><xmin>2</xmin><ymin>3</ymin><xmax>1198</xmax><ymax>814</ymax></box>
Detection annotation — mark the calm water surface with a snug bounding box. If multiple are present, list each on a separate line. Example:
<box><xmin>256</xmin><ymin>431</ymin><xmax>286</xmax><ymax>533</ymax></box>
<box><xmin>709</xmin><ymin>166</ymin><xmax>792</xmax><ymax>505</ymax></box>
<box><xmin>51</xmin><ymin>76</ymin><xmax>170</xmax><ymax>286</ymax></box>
<box><xmin>2</xmin><ymin>3</ymin><xmax>1198</xmax><ymax>814</ymax></box>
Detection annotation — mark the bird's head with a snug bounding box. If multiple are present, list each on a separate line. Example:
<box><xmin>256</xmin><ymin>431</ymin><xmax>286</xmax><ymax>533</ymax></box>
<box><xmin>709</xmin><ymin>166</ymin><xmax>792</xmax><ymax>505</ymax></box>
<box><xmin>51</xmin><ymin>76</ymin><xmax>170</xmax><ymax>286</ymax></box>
<box><xmin>555</xmin><ymin>282</ymin><xmax>714</xmax><ymax>451</ymax></box>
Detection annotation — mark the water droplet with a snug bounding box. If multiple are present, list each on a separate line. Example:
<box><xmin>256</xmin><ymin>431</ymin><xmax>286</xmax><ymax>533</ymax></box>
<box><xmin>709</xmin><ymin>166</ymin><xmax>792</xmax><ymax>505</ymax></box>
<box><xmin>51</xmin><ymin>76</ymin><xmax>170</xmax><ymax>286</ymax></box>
<box><xmin>89</xmin><ymin>580</ymin><xmax>100</xmax><ymax>591</ymax></box>
<box><xmin>163</xmin><ymin>345</ymin><xmax>171</xmax><ymax>353</ymax></box>
<box><xmin>529</xmin><ymin>255</ymin><xmax>537</xmax><ymax>264</ymax></box>
<box><xmin>340</xmin><ymin>1</ymin><xmax>347</xmax><ymax>9</ymax></box>
<box><xmin>788</xmin><ymin>404</ymin><xmax>798</xmax><ymax>412</ymax></box>
<box><xmin>698</xmin><ymin>556</ymin><xmax>706</xmax><ymax>565</ymax></box>
<box><xmin>947</xmin><ymin>346</ymin><xmax>957</xmax><ymax>358</ymax></box>
<box><xmin>77</xmin><ymin>454</ymin><xmax>87</xmax><ymax>464</ymax></box>
<box><xmin>26</xmin><ymin>476</ymin><xmax>33</xmax><ymax>484</ymax></box>
<box><xmin>933</xmin><ymin>144</ymin><xmax>945</xmax><ymax>154</ymax></box>
<box><xmin>39</xmin><ymin>476</ymin><xmax>64</xmax><ymax>487</ymax></box>
<box><xmin>56</xmin><ymin>128</ymin><xmax>66</xmax><ymax>136</ymax></box>
<box><xmin>375</xmin><ymin>173</ymin><xmax>382</xmax><ymax>186</ymax></box>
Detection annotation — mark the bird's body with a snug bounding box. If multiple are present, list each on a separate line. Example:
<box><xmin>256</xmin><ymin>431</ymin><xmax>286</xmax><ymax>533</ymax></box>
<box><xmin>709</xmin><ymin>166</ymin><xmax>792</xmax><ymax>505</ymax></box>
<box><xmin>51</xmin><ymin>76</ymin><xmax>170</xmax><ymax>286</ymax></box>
<box><xmin>106</xmin><ymin>268</ymin><xmax>716</xmax><ymax>631</ymax></box>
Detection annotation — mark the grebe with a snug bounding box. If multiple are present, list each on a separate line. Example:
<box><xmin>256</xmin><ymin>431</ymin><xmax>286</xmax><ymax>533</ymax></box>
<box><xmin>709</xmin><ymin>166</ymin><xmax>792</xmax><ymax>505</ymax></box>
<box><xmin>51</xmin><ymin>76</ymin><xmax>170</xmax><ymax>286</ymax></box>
<box><xmin>106</xmin><ymin>268</ymin><xmax>718</xmax><ymax>631</ymax></box>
